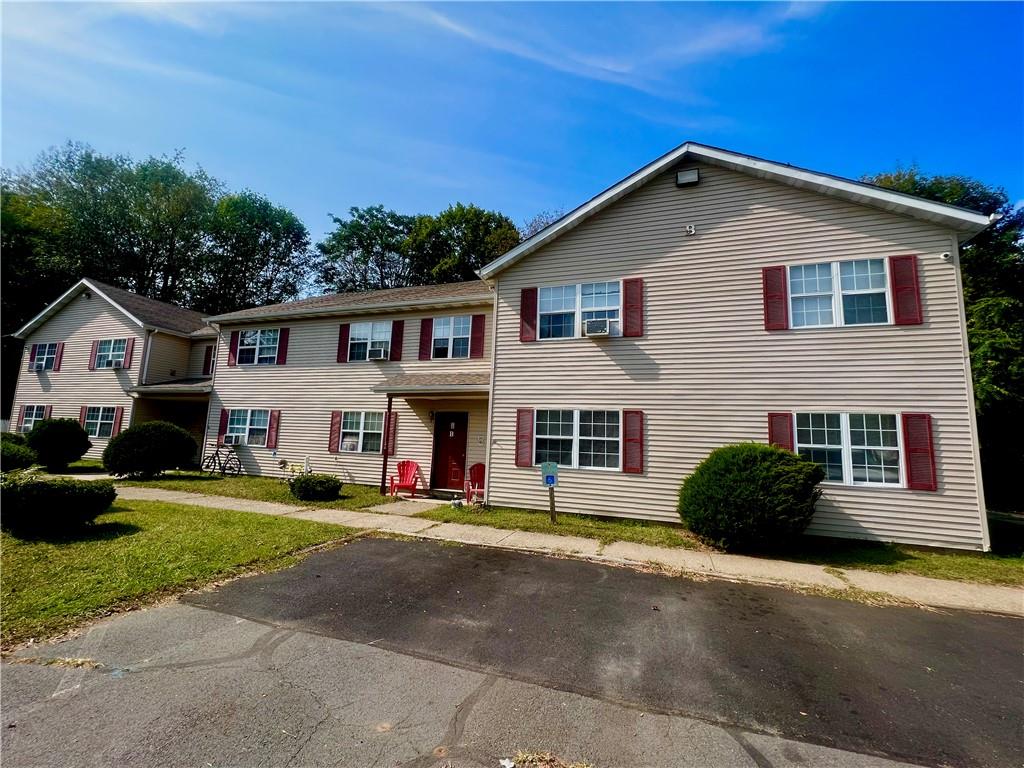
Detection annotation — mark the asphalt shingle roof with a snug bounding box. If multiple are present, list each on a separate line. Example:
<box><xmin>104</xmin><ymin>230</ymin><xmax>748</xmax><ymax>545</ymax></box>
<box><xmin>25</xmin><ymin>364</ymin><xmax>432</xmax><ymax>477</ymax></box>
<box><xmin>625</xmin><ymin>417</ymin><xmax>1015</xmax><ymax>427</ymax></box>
<box><xmin>88</xmin><ymin>279</ymin><xmax>209</xmax><ymax>335</ymax></box>
<box><xmin>208</xmin><ymin>281</ymin><xmax>493</xmax><ymax>323</ymax></box>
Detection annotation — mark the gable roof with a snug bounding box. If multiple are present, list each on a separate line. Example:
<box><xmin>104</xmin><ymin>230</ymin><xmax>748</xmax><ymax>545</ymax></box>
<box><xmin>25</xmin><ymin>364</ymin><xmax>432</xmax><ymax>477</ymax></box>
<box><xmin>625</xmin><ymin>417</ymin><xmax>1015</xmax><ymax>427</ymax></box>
<box><xmin>478</xmin><ymin>142</ymin><xmax>995</xmax><ymax>280</ymax></box>
<box><xmin>206</xmin><ymin>280</ymin><xmax>493</xmax><ymax>324</ymax></box>
<box><xmin>14</xmin><ymin>278</ymin><xmax>209</xmax><ymax>340</ymax></box>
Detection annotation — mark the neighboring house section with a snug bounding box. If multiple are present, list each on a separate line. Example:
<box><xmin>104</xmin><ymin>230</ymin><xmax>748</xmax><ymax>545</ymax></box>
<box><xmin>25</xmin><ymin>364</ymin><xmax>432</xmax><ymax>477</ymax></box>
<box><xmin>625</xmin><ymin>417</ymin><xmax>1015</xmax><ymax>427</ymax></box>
<box><xmin>10</xmin><ymin>279</ymin><xmax>212</xmax><ymax>458</ymax></box>
<box><xmin>204</xmin><ymin>282</ymin><xmax>493</xmax><ymax>493</ymax></box>
<box><xmin>479</xmin><ymin>143</ymin><xmax>992</xmax><ymax>551</ymax></box>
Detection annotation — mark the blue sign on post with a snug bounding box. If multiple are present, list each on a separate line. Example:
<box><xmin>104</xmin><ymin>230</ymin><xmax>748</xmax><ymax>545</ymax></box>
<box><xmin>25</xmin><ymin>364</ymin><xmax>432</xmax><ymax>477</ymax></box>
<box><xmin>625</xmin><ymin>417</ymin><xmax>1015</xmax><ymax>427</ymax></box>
<box><xmin>540</xmin><ymin>461</ymin><xmax>558</xmax><ymax>487</ymax></box>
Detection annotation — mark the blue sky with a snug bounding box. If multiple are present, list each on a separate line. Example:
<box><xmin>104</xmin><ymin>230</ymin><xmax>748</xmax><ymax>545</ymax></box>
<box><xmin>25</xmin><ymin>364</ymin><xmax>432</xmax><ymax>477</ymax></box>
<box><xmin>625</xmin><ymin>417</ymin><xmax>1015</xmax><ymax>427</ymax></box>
<box><xmin>3</xmin><ymin>2</ymin><xmax>1022</xmax><ymax>242</ymax></box>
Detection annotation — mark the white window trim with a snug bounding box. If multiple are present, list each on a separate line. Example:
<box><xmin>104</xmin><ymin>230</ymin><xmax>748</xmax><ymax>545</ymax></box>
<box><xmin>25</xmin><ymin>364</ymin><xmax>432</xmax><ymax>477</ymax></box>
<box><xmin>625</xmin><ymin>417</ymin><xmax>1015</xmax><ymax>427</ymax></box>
<box><xmin>787</xmin><ymin>259</ymin><xmax>894</xmax><ymax>330</ymax></box>
<box><xmin>536</xmin><ymin>280</ymin><xmax>623</xmax><ymax>341</ymax></box>
<box><xmin>32</xmin><ymin>343</ymin><xmax>58</xmax><ymax>371</ymax></box>
<box><xmin>237</xmin><ymin>329</ymin><xmax>279</xmax><ymax>366</ymax></box>
<box><xmin>20</xmin><ymin>404</ymin><xmax>46</xmax><ymax>433</ymax></box>
<box><xmin>793</xmin><ymin>411</ymin><xmax>904</xmax><ymax>488</ymax></box>
<box><xmin>348</xmin><ymin>321</ymin><xmax>393</xmax><ymax>362</ymax></box>
<box><xmin>533</xmin><ymin>408</ymin><xmax>622</xmax><ymax>471</ymax></box>
<box><xmin>227</xmin><ymin>408</ymin><xmax>271</xmax><ymax>446</ymax></box>
<box><xmin>340</xmin><ymin>410</ymin><xmax>384</xmax><ymax>454</ymax></box>
<box><xmin>95</xmin><ymin>338</ymin><xmax>128</xmax><ymax>369</ymax></box>
<box><xmin>84</xmin><ymin>406</ymin><xmax>117</xmax><ymax>439</ymax></box>
<box><xmin>431</xmin><ymin>315</ymin><xmax>472</xmax><ymax>360</ymax></box>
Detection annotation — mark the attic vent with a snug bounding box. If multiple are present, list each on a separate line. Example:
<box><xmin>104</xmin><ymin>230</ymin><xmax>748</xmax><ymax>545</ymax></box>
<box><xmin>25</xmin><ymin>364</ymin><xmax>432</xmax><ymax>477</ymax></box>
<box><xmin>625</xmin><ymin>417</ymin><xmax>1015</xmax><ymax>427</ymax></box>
<box><xmin>675</xmin><ymin>169</ymin><xmax>699</xmax><ymax>187</ymax></box>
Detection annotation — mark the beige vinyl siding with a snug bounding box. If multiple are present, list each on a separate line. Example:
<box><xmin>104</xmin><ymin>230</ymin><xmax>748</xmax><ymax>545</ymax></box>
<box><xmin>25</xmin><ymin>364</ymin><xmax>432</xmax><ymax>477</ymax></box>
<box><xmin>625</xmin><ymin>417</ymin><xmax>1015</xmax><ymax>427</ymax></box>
<box><xmin>487</xmin><ymin>162</ymin><xmax>986</xmax><ymax>550</ymax></box>
<box><xmin>186</xmin><ymin>341</ymin><xmax>215</xmax><ymax>378</ymax></box>
<box><xmin>205</xmin><ymin>306</ymin><xmax>492</xmax><ymax>487</ymax></box>
<box><xmin>143</xmin><ymin>333</ymin><xmax>191</xmax><ymax>384</ymax></box>
<box><xmin>10</xmin><ymin>292</ymin><xmax>141</xmax><ymax>459</ymax></box>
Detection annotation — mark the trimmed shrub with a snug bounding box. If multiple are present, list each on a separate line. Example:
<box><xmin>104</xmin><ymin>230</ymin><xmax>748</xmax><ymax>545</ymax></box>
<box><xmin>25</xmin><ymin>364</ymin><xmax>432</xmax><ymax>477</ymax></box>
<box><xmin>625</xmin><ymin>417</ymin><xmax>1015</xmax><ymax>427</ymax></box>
<box><xmin>26</xmin><ymin>418</ymin><xmax>92</xmax><ymax>472</ymax></box>
<box><xmin>288</xmin><ymin>473</ymin><xmax>342</xmax><ymax>501</ymax></box>
<box><xmin>1</xmin><ymin>473</ymin><xmax>117</xmax><ymax>535</ymax></box>
<box><xmin>102</xmin><ymin>421</ymin><xmax>198</xmax><ymax>479</ymax></box>
<box><xmin>678</xmin><ymin>443</ymin><xmax>824</xmax><ymax>552</ymax></box>
<box><xmin>2</xmin><ymin>433</ymin><xmax>38</xmax><ymax>471</ymax></box>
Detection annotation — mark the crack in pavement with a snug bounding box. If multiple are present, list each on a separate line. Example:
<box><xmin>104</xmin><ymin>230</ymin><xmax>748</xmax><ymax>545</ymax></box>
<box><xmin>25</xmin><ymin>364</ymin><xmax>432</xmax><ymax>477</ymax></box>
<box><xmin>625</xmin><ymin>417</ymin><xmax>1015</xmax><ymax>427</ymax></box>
<box><xmin>398</xmin><ymin>674</ymin><xmax>498</xmax><ymax>768</ymax></box>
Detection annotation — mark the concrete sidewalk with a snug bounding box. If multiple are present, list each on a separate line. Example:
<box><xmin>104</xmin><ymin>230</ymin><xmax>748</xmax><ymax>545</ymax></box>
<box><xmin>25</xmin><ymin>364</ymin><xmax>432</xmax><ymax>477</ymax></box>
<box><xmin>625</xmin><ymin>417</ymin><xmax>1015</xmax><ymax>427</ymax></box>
<box><xmin>115</xmin><ymin>485</ymin><xmax>1024</xmax><ymax>617</ymax></box>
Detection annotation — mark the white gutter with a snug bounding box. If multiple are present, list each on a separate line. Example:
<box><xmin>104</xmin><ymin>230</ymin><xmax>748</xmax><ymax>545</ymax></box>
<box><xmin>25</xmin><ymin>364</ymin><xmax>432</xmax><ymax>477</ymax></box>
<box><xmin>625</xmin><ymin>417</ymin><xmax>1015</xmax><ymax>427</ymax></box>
<box><xmin>206</xmin><ymin>294</ymin><xmax>493</xmax><ymax>326</ymax></box>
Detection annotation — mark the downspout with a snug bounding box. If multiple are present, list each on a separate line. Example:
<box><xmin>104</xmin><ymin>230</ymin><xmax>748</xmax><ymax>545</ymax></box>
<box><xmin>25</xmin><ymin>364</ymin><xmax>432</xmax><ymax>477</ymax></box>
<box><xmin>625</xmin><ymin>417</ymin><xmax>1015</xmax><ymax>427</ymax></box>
<box><xmin>482</xmin><ymin>282</ymin><xmax>499</xmax><ymax>504</ymax></box>
<box><xmin>134</xmin><ymin>328</ymin><xmax>156</xmax><ymax>428</ymax></box>
<box><xmin>198</xmin><ymin>324</ymin><xmax>220</xmax><ymax>469</ymax></box>
<box><xmin>379</xmin><ymin>394</ymin><xmax>393</xmax><ymax>495</ymax></box>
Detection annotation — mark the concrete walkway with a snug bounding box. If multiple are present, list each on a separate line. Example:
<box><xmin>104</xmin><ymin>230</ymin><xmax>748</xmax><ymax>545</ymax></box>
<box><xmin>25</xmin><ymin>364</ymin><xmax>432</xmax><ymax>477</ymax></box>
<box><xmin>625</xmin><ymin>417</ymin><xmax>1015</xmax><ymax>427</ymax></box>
<box><xmin>115</xmin><ymin>485</ymin><xmax>1024</xmax><ymax>617</ymax></box>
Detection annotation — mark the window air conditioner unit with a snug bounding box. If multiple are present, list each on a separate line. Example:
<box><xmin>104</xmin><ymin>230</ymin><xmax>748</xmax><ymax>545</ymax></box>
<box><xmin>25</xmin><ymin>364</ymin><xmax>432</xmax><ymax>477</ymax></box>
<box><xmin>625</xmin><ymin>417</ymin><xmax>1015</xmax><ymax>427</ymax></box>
<box><xmin>223</xmin><ymin>434</ymin><xmax>242</xmax><ymax>445</ymax></box>
<box><xmin>368</xmin><ymin>347</ymin><xmax>387</xmax><ymax>361</ymax></box>
<box><xmin>111</xmin><ymin>359</ymin><xmax>124</xmax><ymax>369</ymax></box>
<box><xmin>30</xmin><ymin>362</ymin><xmax>45</xmax><ymax>371</ymax></box>
<box><xmin>583</xmin><ymin>318</ymin><xmax>611</xmax><ymax>337</ymax></box>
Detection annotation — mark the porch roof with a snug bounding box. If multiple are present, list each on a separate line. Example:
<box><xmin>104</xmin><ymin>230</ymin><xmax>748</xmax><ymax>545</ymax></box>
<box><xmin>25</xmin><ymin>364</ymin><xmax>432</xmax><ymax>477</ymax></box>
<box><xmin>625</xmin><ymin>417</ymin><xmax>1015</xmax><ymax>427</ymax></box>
<box><xmin>372</xmin><ymin>372</ymin><xmax>490</xmax><ymax>396</ymax></box>
<box><xmin>128</xmin><ymin>377</ymin><xmax>213</xmax><ymax>398</ymax></box>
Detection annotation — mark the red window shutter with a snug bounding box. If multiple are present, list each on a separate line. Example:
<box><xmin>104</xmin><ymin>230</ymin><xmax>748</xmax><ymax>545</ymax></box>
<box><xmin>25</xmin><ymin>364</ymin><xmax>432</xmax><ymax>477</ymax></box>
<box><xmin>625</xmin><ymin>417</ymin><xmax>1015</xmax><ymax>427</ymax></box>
<box><xmin>16</xmin><ymin>405</ymin><xmax>25</xmax><ymax>432</ymax></box>
<box><xmin>762</xmin><ymin>266</ymin><xmax>789</xmax><ymax>330</ymax></box>
<box><xmin>890</xmin><ymin>255</ymin><xmax>923</xmax><ymax>325</ymax></box>
<box><xmin>202</xmin><ymin>345</ymin><xmax>213</xmax><ymax>376</ymax></box>
<box><xmin>336</xmin><ymin>324</ymin><xmax>350</xmax><ymax>363</ymax></box>
<box><xmin>26</xmin><ymin>344</ymin><xmax>37</xmax><ymax>371</ymax></box>
<box><xmin>228</xmin><ymin>331</ymin><xmax>240</xmax><ymax>366</ymax></box>
<box><xmin>389</xmin><ymin>320</ymin><xmax>404</xmax><ymax>361</ymax></box>
<box><xmin>54</xmin><ymin>343</ymin><xmax>65</xmax><ymax>372</ymax></box>
<box><xmin>123</xmin><ymin>338</ymin><xmax>135</xmax><ymax>369</ymax></box>
<box><xmin>218</xmin><ymin>409</ymin><xmax>229</xmax><ymax>444</ymax></box>
<box><xmin>112</xmin><ymin>406</ymin><xmax>125</xmax><ymax>437</ymax></box>
<box><xmin>276</xmin><ymin>329</ymin><xmax>289</xmax><ymax>365</ymax></box>
<box><xmin>622</xmin><ymin>410</ymin><xmax>644</xmax><ymax>474</ymax></box>
<box><xmin>520</xmin><ymin>288</ymin><xmax>538</xmax><ymax>343</ymax></box>
<box><xmin>88</xmin><ymin>340</ymin><xmax>99</xmax><ymax>370</ymax></box>
<box><xmin>383</xmin><ymin>412</ymin><xmax>399</xmax><ymax>456</ymax></box>
<box><xmin>328</xmin><ymin>411</ymin><xmax>342</xmax><ymax>453</ymax></box>
<box><xmin>902</xmin><ymin>413</ymin><xmax>937</xmax><ymax>491</ymax></box>
<box><xmin>515</xmin><ymin>408</ymin><xmax>534</xmax><ymax>466</ymax></box>
<box><xmin>622</xmin><ymin>279</ymin><xmax>644</xmax><ymax>337</ymax></box>
<box><xmin>470</xmin><ymin>314</ymin><xmax>486</xmax><ymax>358</ymax></box>
<box><xmin>419</xmin><ymin>318</ymin><xmax>433</xmax><ymax>360</ymax></box>
<box><xmin>768</xmin><ymin>412</ymin><xmax>794</xmax><ymax>451</ymax></box>
<box><xmin>79</xmin><ymin>406</ymin><xmax>88</xmax><ymax>426</ymax></box>
<box><xmin>267</xmin><ymin>410</ymin><xmax>281</xmax><ymax>449</ymax></box>
<box><xmin>43</xmin><ymin>405</ymin><xmax>52</xmax><ymax>419</ymax></box>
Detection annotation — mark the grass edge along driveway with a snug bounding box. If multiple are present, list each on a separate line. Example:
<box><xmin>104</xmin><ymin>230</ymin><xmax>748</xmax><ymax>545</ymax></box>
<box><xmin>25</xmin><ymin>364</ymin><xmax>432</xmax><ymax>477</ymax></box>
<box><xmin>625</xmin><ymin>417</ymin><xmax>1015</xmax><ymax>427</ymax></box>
<box><xmin>416</xmin><ymin>505</ymin><xmax>1023</xmax><ymax>587</ymax></box>
<box><xmin>1</xmin><ymin>499</ymin><xmax>358</xmax><ymax>649</ymax></box>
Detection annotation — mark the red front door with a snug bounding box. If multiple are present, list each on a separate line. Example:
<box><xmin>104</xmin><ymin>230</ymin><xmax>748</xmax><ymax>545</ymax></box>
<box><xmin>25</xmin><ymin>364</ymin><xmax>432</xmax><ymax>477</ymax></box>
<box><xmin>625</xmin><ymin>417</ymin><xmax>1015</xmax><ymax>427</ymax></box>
<box><xmin>432</xmin><ymin>412</ymin><xmax>469</xmax><ymax>490</ymax></box>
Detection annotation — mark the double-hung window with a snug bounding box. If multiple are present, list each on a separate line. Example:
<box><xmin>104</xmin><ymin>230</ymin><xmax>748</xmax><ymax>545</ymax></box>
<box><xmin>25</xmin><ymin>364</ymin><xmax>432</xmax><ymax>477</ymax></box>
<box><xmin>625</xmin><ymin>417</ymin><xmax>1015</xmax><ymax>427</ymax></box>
<box><xmin>349</xmin><ymin>322</ymin><xmax>391</xmax><ymax>361</ymax></box>
<box><xmin>340</xmin><ymin>411</ymin><xmax>384</xmax><ymax>453</ymax></box>
<box><xmin>795</xmin><ymin>412</ymin><xmax>902</xmax><ymax>486</ymax></box>
<box><xmin>789</xmin><ymin>259</ymin><xmax>890</xmax><ymax>328</ymax></box>
<box><xmin>95</xmin><ymin>339</ymin><xmax>127</xmax><ymax>368</ymax></box>
<box><xmin>539</xmin><ymin>282</ymin><xmax>623</xmax><ymax>339</ymax></box>
<box><xmin>32</xmin><ymin>344</ymin><xmax>58</xmax><ymax>370</ymax></box>
<box><xmin>534</xmin><ymin>409</ymin><xmax>620</xmax><ymax>469</ymax></box>
<box><xmin>227</xmin><ymin>408</ymin><xmax>270</xmax><ymax>446</ymax></box>
<box><xmin>84</xmin><ymin>406</ymin><xmax>117</xmax><ymax>438</ymax></box>
<box><xmin>20</xmin><ymin>405</ymin><xmax>46</xmax><ymax>433</ymax></box>
<box><xmin>432</xmin><ymin>316</ymin><xmax>471</xmax><ymax>359</ymax></box>
<box><xmin>237</xmin><ymin>329</ymin><xmax>279</xmax><ymax>365</ymax></box>
<box><xmin>581</xmin><ymin>282</ymin><xmax>621</xmax><ymax>335</ymax></box>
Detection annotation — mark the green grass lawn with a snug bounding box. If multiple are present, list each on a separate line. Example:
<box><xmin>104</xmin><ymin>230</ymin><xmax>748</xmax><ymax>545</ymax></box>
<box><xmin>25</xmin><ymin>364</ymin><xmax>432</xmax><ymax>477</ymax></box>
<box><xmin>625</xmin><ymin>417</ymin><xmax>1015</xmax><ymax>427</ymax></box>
<box><xmin>59</xmin><ymin>459</ymin><xmax>108</xmax><ymax>474</ymax></box>
<box><xmin>1</xmin><ymin>499</ymin><xmax>357</xmax><ymax>648</ymax></box>
<box><xmin>416</xmin><ymin>505</ymin><xmax>1022</xmax><ymax>586</ymax></box>
<box><xmin>417</xmin><ymin>505</ymin><xmax>705</xmax><ymax>549</ymax></box>
<box><xmin>121</xmin><ymin>472</ymin><xmax>394</xmax><ymax>510</ymax></box>
<box><xmin>782</xmin><ymin>539</ymin><xmax>1023</xmax><ymax>587</ymax></box>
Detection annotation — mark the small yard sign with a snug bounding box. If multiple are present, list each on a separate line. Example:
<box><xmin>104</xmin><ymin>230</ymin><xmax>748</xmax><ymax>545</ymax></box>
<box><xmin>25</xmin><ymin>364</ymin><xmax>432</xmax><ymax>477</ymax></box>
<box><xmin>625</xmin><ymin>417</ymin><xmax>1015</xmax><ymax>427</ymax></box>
<box><xmin>540</xmin><ymin>461</ymin><xmax>558</xmax><ymax>487</ymax></box>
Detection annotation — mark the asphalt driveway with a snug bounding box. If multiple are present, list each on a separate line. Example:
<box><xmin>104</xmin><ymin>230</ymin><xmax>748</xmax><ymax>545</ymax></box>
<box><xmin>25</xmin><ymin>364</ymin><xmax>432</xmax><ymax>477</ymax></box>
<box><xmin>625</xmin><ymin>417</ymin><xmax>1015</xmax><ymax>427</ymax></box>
<box><xmin>3</xmin><ymin>537</ymin><xmax>1021</xmax><ymax>767</ymax></box>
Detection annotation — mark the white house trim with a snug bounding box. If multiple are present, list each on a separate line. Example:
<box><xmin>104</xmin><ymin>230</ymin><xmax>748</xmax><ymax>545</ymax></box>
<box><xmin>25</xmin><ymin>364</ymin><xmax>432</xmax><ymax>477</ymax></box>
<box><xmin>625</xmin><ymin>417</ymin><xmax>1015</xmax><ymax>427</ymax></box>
<box><xmin>478</xmin><ymin>142</ymin><xmax>994</xmax><ymax>280</ymax></box>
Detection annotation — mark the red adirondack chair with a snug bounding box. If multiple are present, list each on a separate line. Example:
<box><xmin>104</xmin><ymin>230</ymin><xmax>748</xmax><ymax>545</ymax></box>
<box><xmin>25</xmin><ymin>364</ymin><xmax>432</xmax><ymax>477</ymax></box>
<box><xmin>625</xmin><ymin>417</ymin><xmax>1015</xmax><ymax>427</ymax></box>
<box><xmin>464</xmin><ymin>463</ymin><xmax>485</xmax><ymax>504</ymax></box>
<box><xmin>389</xmin><ymin>460</ymin><xmax>420</xmax><ymax>497</ymax></box>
